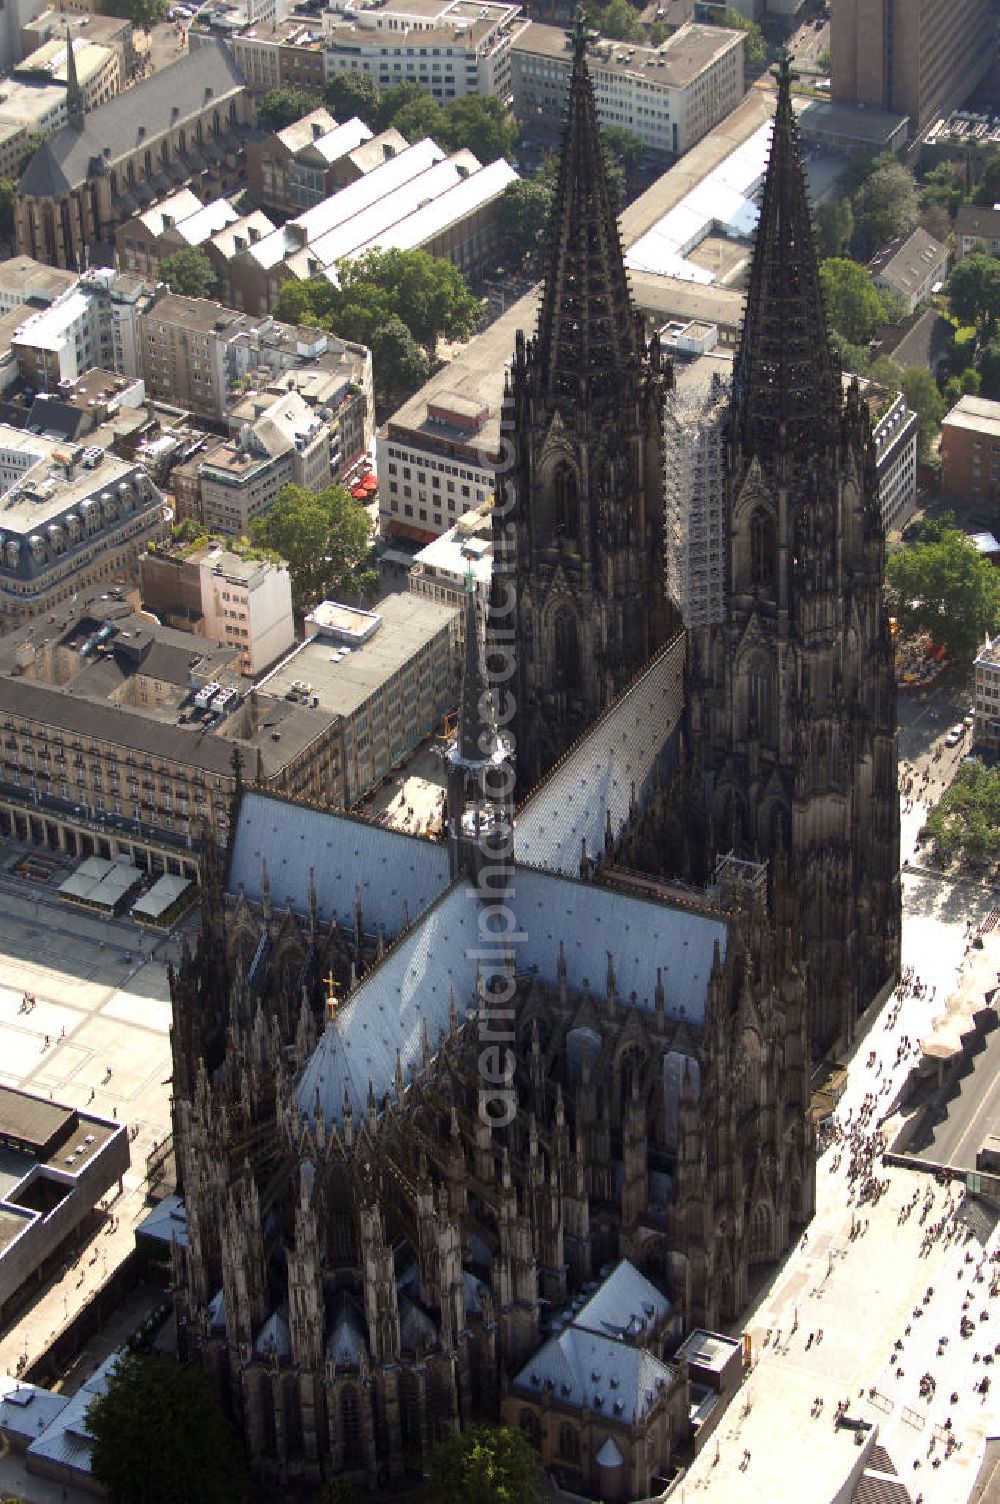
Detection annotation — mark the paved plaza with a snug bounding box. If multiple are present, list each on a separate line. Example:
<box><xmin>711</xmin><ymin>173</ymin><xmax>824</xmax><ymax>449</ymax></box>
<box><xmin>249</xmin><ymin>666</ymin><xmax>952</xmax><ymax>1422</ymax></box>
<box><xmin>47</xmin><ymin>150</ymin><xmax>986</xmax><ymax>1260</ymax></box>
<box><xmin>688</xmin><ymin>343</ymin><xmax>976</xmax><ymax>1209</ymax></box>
<box><xmin>0</xmin><ymin>860</ymin><xmax>181</xmax><ymax>1381</ymax></box>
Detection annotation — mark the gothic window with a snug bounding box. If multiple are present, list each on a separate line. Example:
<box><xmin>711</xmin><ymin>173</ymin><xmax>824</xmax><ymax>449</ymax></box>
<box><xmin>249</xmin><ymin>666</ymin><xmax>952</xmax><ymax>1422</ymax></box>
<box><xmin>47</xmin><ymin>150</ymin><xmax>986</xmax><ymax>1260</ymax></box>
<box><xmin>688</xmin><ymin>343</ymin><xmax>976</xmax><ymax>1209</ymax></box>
<box><xmin>341</xmin><ymin>1385</ymin><xmax>363</xmax><ymax>1464</ymax></box>
<box><xmin>746</xmin><ymin>660</ymin><xmax>773</xmax><ymax>738</ymax></box>
<box><xmin>750</xmin><ymin>1200</ymin><xmax>772</xmax><ymax>1263</ymax></box>
<box><xmin>750</xmin><ymin>507</ymin><xmax>776</xmax><ymax>591</ymax></box>
<box><xmin>618</xmin><ymin>1046</ymin><xmax>644</xmax><ymax>1105</ymax></box>
<box><xmin>519</xmin><ymin>1408</ymin><xmax>541</xmax><ymax>1447</ymax></box>
<box><xmin>553</xmin><ymin>462</ymin><xmax>578</xmax><ymax>538</ymax></box>
<box><xmin>558</xmin><ymin>1423</ymin><xmax>580</xmax><ymax>1463</ymax></box>
<box><xmin>554</xmin><ymin>610</ymin><xmax>580</xmax><ymax>689</ymax></box>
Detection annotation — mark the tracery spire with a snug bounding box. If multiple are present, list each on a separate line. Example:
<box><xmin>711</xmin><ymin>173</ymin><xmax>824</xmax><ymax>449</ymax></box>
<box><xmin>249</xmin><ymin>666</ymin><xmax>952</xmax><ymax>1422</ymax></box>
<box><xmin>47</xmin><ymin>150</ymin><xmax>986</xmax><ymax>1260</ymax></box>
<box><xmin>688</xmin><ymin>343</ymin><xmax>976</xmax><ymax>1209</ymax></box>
<box><xmin>534</xmin><ymin>8</ymin><xmax>642</xmax><ymax>409</ymax></box>
<box><xmin>456</xmin><ymin>571</ymin><xmax>494</xmax><ymax>765</ymax></box>
<box><xmin>65</xmin><ymin>26</ymin><xmax>84</xmax><ymax>132</ymax></box>
<box><xmin>732</xmin><ymin>49</ymin><xmax>839</xmax><ymax>456</ymax></box>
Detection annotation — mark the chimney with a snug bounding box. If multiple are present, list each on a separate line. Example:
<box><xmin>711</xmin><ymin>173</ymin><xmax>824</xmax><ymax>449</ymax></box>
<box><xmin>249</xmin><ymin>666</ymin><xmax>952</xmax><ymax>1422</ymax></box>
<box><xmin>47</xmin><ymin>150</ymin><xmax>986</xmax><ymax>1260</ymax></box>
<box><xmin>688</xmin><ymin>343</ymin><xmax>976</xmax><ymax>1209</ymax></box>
<box><xmin>311</xmin><ymin>121</ymin><xmax>323</xmax><ymax>139</ymax></box>
<box><xmin>248</xmin><ymin>225</ymin><xmax>260</xmax><ymax>244</ymax></box>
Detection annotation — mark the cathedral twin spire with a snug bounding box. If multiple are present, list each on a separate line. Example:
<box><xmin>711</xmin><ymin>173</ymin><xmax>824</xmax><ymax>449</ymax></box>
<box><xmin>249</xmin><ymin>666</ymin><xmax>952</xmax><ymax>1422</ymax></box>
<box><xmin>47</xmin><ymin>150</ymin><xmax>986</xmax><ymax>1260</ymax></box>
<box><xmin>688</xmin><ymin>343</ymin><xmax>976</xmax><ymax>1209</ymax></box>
<box><xmin>732</xmin><ymin>51</ymin><xmax>839</xmax><ymax>457</ymax></box>
<box><xmin>533</xmin><ymin>13</ymin><xmax>643</xmax><ymax>410</ymax></box>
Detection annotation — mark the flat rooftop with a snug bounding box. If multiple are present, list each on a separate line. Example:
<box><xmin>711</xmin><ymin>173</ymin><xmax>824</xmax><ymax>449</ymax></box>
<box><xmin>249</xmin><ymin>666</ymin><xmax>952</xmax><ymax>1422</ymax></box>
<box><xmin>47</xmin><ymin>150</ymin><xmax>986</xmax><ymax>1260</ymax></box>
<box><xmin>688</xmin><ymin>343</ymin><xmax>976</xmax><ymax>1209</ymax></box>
<box><xmin>675</xmin><ymin>1328</ymin><xmax>740</xmax><ymax>1372</ymax></box>
<box><xmin>266</xmin><ymin>592</ymin><xmax>458</xmax><ymax>718</ymax></box>
<box><xmin>942</xmin><ymin>394</ymin><xmax>1000</xmax><ymax>438</ymax></box>
<box><xmin>515</xmin><ymin>21</ymin><xmax>743</xmax><ymax>89</ymax></box>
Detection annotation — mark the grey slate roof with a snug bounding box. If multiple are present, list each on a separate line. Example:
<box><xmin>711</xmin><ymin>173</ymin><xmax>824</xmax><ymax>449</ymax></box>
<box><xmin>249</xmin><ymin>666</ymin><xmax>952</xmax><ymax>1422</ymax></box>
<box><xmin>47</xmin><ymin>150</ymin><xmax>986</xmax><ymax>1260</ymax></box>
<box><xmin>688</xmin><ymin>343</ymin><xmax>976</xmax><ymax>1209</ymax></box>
<box><xmin>295</xmin><ymin>863</ymin><xmax>728</xmax><ymax>1129</ymax></box>
<box><xmin>572</xmin><ymin>1260</ymin><xmax>670</xmax><ymax>1342</ymax></box>
<box><xmin>510</xmin><ymin>1324</ymin><xmax>677</xmax><ymax>1423</ymax></box>
<box><xmin>18</xmin><ymin>40</ymin><xmax>245</xmax><ymax>198</ymax></box>
<box><xmin>516</xmin><ymin>635</ymin><xmax>685</xmax><ymax>875</ymax></box>
<box><xmin>229</xmin><ymin>789</ymin><xmax>452</xmax><ymax>937</ymax></box>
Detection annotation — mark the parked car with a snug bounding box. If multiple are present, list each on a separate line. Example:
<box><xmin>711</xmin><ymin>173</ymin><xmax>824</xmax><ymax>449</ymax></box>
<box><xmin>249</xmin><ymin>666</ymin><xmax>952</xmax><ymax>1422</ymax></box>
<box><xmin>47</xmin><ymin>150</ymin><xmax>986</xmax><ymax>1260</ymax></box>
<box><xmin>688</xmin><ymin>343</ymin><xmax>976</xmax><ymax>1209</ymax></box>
<box><xmin>945</xmin><ymin>725</ymin><xmax>964</xmax><ymax>747</ymax></box>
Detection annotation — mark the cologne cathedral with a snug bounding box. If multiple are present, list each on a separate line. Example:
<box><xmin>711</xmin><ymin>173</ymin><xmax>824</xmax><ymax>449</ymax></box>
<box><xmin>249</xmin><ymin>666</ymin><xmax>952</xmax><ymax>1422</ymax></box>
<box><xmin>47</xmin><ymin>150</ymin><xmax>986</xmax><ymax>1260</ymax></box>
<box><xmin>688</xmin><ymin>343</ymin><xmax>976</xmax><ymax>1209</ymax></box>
<box><xmin>167</xmin><ymin>39</ymin><xmax>899</xmax><ymax>1500</ymax></box>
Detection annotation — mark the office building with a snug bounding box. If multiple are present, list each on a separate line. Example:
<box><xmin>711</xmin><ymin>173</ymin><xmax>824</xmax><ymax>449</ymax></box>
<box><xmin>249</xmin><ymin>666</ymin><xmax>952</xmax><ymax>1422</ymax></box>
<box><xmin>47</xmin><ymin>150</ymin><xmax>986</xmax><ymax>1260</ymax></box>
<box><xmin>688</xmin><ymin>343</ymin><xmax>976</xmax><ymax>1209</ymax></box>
<box><xmin>10</xmin><ymin>267</ymin><xmax>152</xmax><ymax>388</ymax></box>
<box><xmin>0</xmin><ymin>428</ymin><xmax>168</xmax><ymax>629</ymax></box>
<box><xmin>941</xmin><ymin>394</ymin><xmax>1000</xmax><ymax>506</ymax></box>
<box><xmin>512</xmin><ymin>20</ymin><xmax>745</xmax><ymax>156</ymax></box>
<box><xmin>141</xmin><ymin>543</ymin><xmax>295</xmax><ymax>675</ymax></box>
<box><xmin>831</xmin><ymin>0</ymin><xmax>995</xmax><ymax>130</ymax></box>
<box><xmin>324</xmin><ymin>0</ymin><xmax>525</xmax><ymax>103</ymax></box>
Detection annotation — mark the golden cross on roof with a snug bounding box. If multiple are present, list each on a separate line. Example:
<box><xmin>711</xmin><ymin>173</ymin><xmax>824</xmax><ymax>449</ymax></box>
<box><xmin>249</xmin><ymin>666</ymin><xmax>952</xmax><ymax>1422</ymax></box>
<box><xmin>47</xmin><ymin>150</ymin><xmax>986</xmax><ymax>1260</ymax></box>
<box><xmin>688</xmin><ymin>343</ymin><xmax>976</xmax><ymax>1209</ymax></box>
<box><xmin>324</xmin><ymin>969</ymin><xmax>339</xmax><ymax>1021</ymax></box>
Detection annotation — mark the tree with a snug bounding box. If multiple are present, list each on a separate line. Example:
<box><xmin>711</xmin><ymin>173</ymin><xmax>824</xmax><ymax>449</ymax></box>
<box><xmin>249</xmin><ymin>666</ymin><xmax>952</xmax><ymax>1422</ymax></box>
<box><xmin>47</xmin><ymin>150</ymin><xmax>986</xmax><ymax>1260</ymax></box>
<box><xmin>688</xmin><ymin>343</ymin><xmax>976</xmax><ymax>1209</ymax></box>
<box><xmin>900</xmin><ymin>366</ymin><xmax>945</xmax><ymax>459</ymax></box>
<box><xmin>817</xmin><ymin>47</ymin><xmax>832</xmax><ymax>73</ymax></box>
<box><xmin>158</xmin><ymin>247</ymin><xmax>218</xmax><ymax>299</ymax></box>
<box><xmin>815</xmin><ymin>197</ymin><xmax>854</xmax><ymax>259</ymax></box>
<box><xmin>886</xmin><ymin>525</ymin><xmax>1000</xmax><ymax>660</ymax></box>
<box><xmin>324</xmin><ymin>70</ymin><xmax>380</xmax><ymax>129</ymax></box>
<box><xmin>258</xmin><ymin>86</ymin><xmax>319</xmax><ymax>132</ymax></box>
<box><xmin>949</xmin><ymin>253</ymin><xmax>1000</xmax><ymax>341</ymax></box>
<box><xmin>440</xmin><ymin>96</ymin><xmax>517</xmax><ymax>164</ymax></box>
<box><xmin>370</xmin><ymin>315</ymin><xmax>430</xmax><ymax>399</ymax></box>
<box><xmin>980</xmin><ymin>343</ymin><xmax>1000</xmax><ymax>399</ymax></box>
<box><xmin>603</xmin><ymin>125</ymin><xmax>643</xmax><ymax>183</ymax></box>
<box><xmin>392</xmin><ymin>93</ymin><xmax>446</xmax><ymax>145</ymax></box>
<box><xmin>647</xmin><ymin>19</ymin><xmax>667</xmax><ymax>45</ymax></box>
<box><xmin>867</xmin><ymin>354</ymin><xmax>904</xmax><ymax>389</ymax></box>
<box><xmin>339</xmin><ymin>246</ymin><xmax>482</xmax><ymax>350</ymax></box>
<box><xmin>101</xmin><ymin>0</ymin><xmax>167</xmax><ymax>30</ymax></box>
<box><xmin>429</xmin><ymin>1425</ymin><xmax>544</xmax><ymax>1504</ymax></box>
<box><xmin>926</xmin><ymin>759</ymin><xmax>1000</xmax><ymax>863</ymax></box>
<box><xmin>251</xmin><ymin>482</ymin><xmax>374</xmax><ymax>613</ymax></box>
<box><xmin>16</xmin><ymin>133</ymin><xmax>45</xmax><ymax>178</ymax></box>
<box><xmin>851</xmin><ymin>160</ymin><xmax>918</xmax><ymax>259</ymax></box>
<box><xmin>0</xmin><ymin>179</ymin><xmax>13</xmax><ymax>239</ymax></box>
<box><xmin>708</xmin><ymin>7</ymin><xmax>765</xmax><ymax>66</ymax></box>
<box><xmin>973</xmin><ymin>152</ymin><xmax>1000</xmax><ymax>207</ymax></box>
<box><xmin>374</xmin><ymin>81</ymin><xmax>430</xmax><ymax>133</ymax></box>
<box><xmin>600</xmin><ymin>0</ymin><xmax>644</xmax><ymax>43</ymax></box>
<box><xmin>88</xmin><ymin>1353</ymin><xmax>246</xmax><ymax>1504</ymax></box>
<box><xmin>497</xmin><ymin>177</ymin><xmax>552</xmax><ymax>271</ymax></box>
<box><xmin>819</xmin><ymin>257</ymin><xmax>888</xmax><ymax>344</ymax></box>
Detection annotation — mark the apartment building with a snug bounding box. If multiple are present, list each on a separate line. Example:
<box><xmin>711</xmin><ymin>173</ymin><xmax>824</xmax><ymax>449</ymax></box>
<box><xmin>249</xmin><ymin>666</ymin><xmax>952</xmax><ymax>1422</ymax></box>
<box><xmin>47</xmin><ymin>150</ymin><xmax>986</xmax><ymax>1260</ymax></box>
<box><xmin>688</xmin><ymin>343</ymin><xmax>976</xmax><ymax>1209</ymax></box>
<box><xmin>955</xmin><ymin>204</ymin><xmax>1000</xmax><ymax>262</ymax></box>
<box><xmin>267</xmin><ymin>592</ymin><xmax>460</xmax><ymax>806</ymax></box>
<box><xmin>11</xmin><ymin>268</ymin><xmax>152</xmax><ymax>388</ymax></box>
<box><xmin>246</xmin><ymin>107</ymin><xmax>408</xmax><ymax>216</ymax></box>
<box><xmin>177</xmin><ymin>389</ymin><xmax>331</xmax><ymax>533</ymax></box>
<box><xmin>512</xmin><ymin>21</ymin><xmax>745</xmax><ymax>155</ymax></box>
<box><xmin>869</xmin><ymin>227</ymin><xmax>948</xmax><ymax>316</ymax></box>
<box><xmin>0</xmin><ymin>256</ymin><xmax>77</xmax><ymax>315</ymax></box>
<box><xmin>0</xmin><ymin>594</ymin><xmax>341</xmax><ymax>875</ymax></box>
<box><xmin>0</xmin><ymin>429</ymin><xmax>168</xmax><ymax>629</ymax></box>
<box><xmin>137</xmin><ymin>293</ymin><xmax>373</xmax><ymax>472</ymax></box>
<box><xmin>324</xmin><ymin>0</ymin><xmax>524</xmax><ymax>103</ymax></box>
<box><xmin>831</xmin><ymin>0</ymin><xmax>995</xmax><ymax>130</ymax></box>
<box><xmin>141</xmin><ymin>543</ymin><xmax>294</xmax><ymax>675</ymax></box>
<box><xmin>941</xmin><ymin>395</ymin><xmax>1000</xmax><ymax>506</ymax></box>
<box><xmin>215</xmin><ymin>19</ymin><xmax>326</xmax><ymax>95</ymax></box>
<box><xmin>114</xmin><ymin>191</ymin><xmax>240</xmax><ymax>281</ymax></box>
<box><xmin>408</xmin><ymin>501</ymin><xmax>493</xmax><ymax>633</ymax></box>
<box><xmin>974</xmin><ymin>638</ymin><xmax>1000</xmax><ymax>752</ymax></box>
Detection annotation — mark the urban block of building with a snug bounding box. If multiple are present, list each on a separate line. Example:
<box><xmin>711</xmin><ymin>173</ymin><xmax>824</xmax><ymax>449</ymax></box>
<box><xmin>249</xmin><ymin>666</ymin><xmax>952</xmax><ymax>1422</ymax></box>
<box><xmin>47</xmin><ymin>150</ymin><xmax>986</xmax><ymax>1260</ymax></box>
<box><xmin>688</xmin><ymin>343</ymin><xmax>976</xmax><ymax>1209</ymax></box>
<box><xmin>15</xmin><ymin>39</ymin><xmax>253</xmax><ymax>270</ymax></box>
<box><xmin>408</xmin><ymin>500</ymin><xmax>493</xmax><ymax>626</ymax></box>
<box><xmin>0</xmin><ymin>254</ymin><xmax>78</xmax><ymax>314</ymax></box>
<box><xmin>18</xmin><ymin>10</ymin><xmax>136</xmax><ymax>80</ymax></box>
<box><xmin>941</xmin><ymin>394</ymin><xmax>1000</xmax><ymax>507</ymax></box>
<box><xmin>114</xmin><ymin>189</ymin><xmax>245</xmax><ymax>281</ymax></box>
<box><xmin>868</xmin><ymin>226</ymin><xmax>948</xmax><ymax>316</ymax></box>
<box><xmin>263</xmin><ymin>592</ymin><xmax>460</xmax><ymax>806</ymax></box>
<box><xmin>10</xmin><ymin>266</ymin><xmax>151</xmax><ymax>387</ymax></box>
<box><xmin>831</xmin><ymin>0</ymin><xmax>994</xmax><ymax>131</ymax></box>
<box><xmin>230</xmin><ymin>135</ymin><xmax>517</xmax><ymax>314</ymax></box>
<box><xmin>511</xmin><ymin>20</ymin><xmax>746</xmax><ymax>156</ymax></box>
<box><xmin>12</xmin><ymin>31</ymin><xmax>121</xmax><ymax>109</ymax></box>
<box><xmin>213</xmin><ymin>16</ymin><xmax>327</xmax><ymax>95</ymax></box>
<box><xmin>0</xmin><ymin>1086</ymin><xmax>128</xmax><ymax>1325</ymax></box>
<box><xmin>0</xmin><ymin>593</ymin><xmax>342</xmax><ymax>872</ymax></box>
<box><xmin>141</xmin><ymin>542</ymin><xmax>294</xmax><ymax>675</ymax></box>
<box><xmin>325</xmin><ymin>0</ymin><xmax>525</xmax><ymax>104</ymax></box>
<box><xmin>246</xmin><ymin>106</ymin><xmax>408</xmax><ymax>217</ymax></box>
<box><xmin>974</xmin><ymin>636</ymin><xmax>1000</xmax><ymax>752</ymax></box>
<box><xmin>0</xmin><ymin>426</ymin><xmax>167</xmax><ymax>629</ymax></box>
<box><xmin>174</xmin><ymin>387</ymin><xmax>331</xmax><ymax>534</ymax></box>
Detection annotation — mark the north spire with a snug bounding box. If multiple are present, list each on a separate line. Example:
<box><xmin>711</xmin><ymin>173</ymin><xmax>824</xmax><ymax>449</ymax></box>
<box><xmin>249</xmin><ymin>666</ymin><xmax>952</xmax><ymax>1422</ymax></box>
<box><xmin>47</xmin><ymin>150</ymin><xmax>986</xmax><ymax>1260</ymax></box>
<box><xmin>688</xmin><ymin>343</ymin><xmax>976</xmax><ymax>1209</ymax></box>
<box><xmin>534</xmin><ymin>13</ymin><xmax>643</xmax><ymax>410</ymax></box>
<box><xmin>65</xmin><ymin>27</ymin><xmax>85</xmax><ymax>132</ymax></box>
<box><xmin>732</xmin><ymin>50</ymin><xmax>839</xmax><ymax>456</ymax></box>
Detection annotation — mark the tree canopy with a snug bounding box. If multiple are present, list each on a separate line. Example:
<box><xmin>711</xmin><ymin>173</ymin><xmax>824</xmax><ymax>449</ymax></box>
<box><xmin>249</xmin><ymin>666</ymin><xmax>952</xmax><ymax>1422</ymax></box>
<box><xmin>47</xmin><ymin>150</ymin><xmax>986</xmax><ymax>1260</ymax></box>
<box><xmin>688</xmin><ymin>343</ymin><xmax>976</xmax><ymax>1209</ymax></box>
<box><xmin>370</xmin><ymin>315</ymin><xmax>430</xmax><ymax>399</ymax></box>
<box><xmin>101</xmin><ymin>0</ymin><xmax>167</xmax><ymax>30</ymax></box>
<box><xmin>158</xmin><ymin>247</ymin><xmax>218</xmax><ymax>299</ymax></box>
<box><xmin>15</xmin><ymin>133</ymin><xmax>45</xmax><ymax>179</ymax></box>
<box><xmin>440</xmin><ymin>95</ymin><xmax>517</xmax><ymax>164</ymax></box>
<box><xmin>324</xmin><ymin>70</ymin><xmax>380</xmax><ymax>129</ymax></box>
<box><xmin>599</xmin><ymin>0</ymin><xmax>644</xmax><ymax>43</ymax></box>
<box><xmin>429</xmin><ymin>1424</ymin><xmax>544</xmax><ymax>1504</ymax></box>
<box><xmin>973</xmin><ymin>153</ymin><xmax>1000</xmax><ymax>207</ymax></box>
<box><xmin>88</xmin><ymin>1353</ymin><xmax>246</xmax><ymax>1504</ymax></box>
<box><xmin>275</xmin><ymin>246</ymin><xmax>481</xmax><ymax>372</ymax></box>
<box><xmin>0</xmin><ymin>179</ymin><xmax>13</xmax><ymax>240</ymax></box>
<box><xmin>497</xmin><ymin>177</ymin><xmax>553</xmax><ymax>272</ymax></box>
<box><xmin>819</xmin><ymin>257</ymin><xmax>888</xmax><ymax>345</ymax></box>
<box><xmin>900</xmin><ymin>366</ymin><xmax>946</xmax><ymax>460</ymax></box>
<box><xmin>707</xmin><ymin>6</ymin><xmax>765</xmax><ymax>65</ymax></box>
<box><xmin>851</xmin><ymin>160</ymin><xmax>918</xmax><ymax>259</ymax></box>
<box><xmin>258</xmin><ymin>86</ymin><xmax>320</xmax><ymax>132</ymax></box>
<box><xmin>925</xmin><ymin>759</ymin><xmax>1000</xmax><ymax>864</ymax></box>
<box><xmin>815</xmin><ymin>197</ymin><xmax>854</xmax><ymax>259</ymax></box>
<box><xmin>251</xmin><ymin>482</ymin><xmax>375</xmax><ymax>613</ymax></box>
<box><xmin>949</xmin><ymin>253</ymin><xmax>1000</xmax><ymax>342</ymax></box>
<box><xmin>886</xmin><ymin>525</ymin><xmax>1000</xmax><ymax>660</ymax></box>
